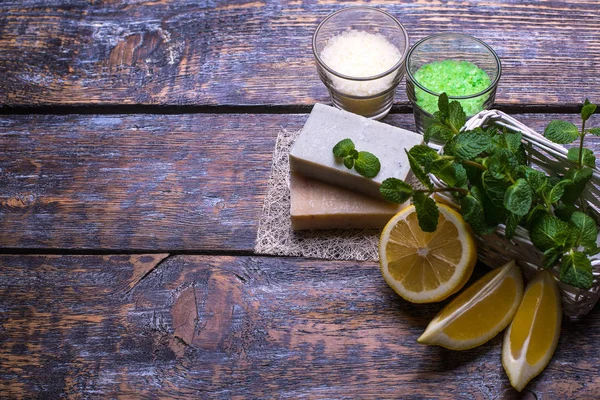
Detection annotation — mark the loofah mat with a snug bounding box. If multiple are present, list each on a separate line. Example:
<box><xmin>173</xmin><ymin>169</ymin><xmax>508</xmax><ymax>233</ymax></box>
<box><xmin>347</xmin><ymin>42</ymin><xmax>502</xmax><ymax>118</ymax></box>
<box><xmin>254</xmin><ymin>128</ymin><xmax>381</xmax><ymax>261</ymax></box>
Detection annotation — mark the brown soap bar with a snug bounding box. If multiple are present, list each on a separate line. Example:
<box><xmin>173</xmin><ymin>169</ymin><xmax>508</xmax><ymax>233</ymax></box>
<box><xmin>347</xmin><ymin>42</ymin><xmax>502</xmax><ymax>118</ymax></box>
<box><xmin>290</xmin><ymin>172</ymin><xmax>406</xmax><ymax>230</ymax></box>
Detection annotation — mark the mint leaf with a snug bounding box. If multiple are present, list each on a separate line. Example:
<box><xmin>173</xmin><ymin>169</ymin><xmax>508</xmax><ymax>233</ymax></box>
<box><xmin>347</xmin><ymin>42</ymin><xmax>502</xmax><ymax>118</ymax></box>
<box><xmin>461</xmin><ymin>192</ymin><xmax>495</xmax><ymax>235</ymax></box>
<box><xmin>451</xmin><ymin>163</ymin><xmax>468</xmax><ymax>187</ymax></box>
<box><xmin>453</xmin><ymin>131</ymin><xmax>492</xmax><ymax>161</ymax></box>
<box><xmin>530</xmin><ymin>213</ymin><xmax>572</xmax><ymax>251</ymax></box>
<box><xmin>587</xmin><ymin>128</ymin><xmax>600</xmax><ymax>136</ymax></box>
<box><xmin>524</xmin><ymin>167</ymin><xmax>548</xmax><ymax>194</ymax></box>
<box><xmin>544</xmin><ymin>120</ymin><xmax>579</xmax><ymax>144</ymax></box>
<box><xmin>481</xmin><ymin>188</ymin><xmax>507</xmax><ymax>226</ymax></box>
<box><xmin>581</xmin><ymin>101</ymin><xmax>597</xmax><ymax>122</ymax></box>
<box><xmin>554</xmin><ymin>203</ymin><xmax>576</xmax><ymax>222</ymax></box>
<box><xmin>514</xmin><ymin>143</ymin><xmax>528</xmax><ymax>166</ymax></box>
<box><xmin>548</xmin><ymin>179</ymin><xmax>572</xmax><ymax>203</ymax></box>
<box><xmin>343</xmin><ymin>156</ymin><xmax>354</xmax><ymax>169</ymax></box>
<box><xmin>587</xmin><ymin>245</ymin><xmax>600</xmax><ymax>256</ymax></box>
<box><xmin>487</xmin><ymin>149</ymin><xmax>518</xmax><ymax>180</ymax></box>
<box><xmin>333</xmin><ymin>138</ymin><xmax>355</xmax><ymax>158</ymax></box>
<box><xmin>412</xmin><ymin>192</ymin><xmax>439</xmax><ymax>232</ymax></box>
<box><xmin>504</xmin><ymin>178</ymin><xmax>532</xmax><ymax>216</ymax></box>
<box><xmin>437</xmin><ymin>92</ymin><xmax>450</xmax><ymax>121</ymax></box>
<box><xmin>567</xmin><ymin>147</ymin><xmax>596</xmax><ymax>168</ymax></box>
<box><xmin>429</xmin><ymin>158</ymin><xmax>453</xmax><ymax>175</ymax></box>
<box><xmin>543</xmin><ymin>247</ymin><xmax>562</xmax><ymax>268</ymax></box>
<box><xmin>408</xmin><ymin>145</ymin><xmax>440</xmax><ymax>172</ymax></box>
<box><xmin>569</xmin><ymin>166</ymin><xmax>593</xmax><ymax>184</ymax></box>
<box><xmin>504</xmin><ymin>131</ymin><xmax>523</xmax><ymax>154</ymax></box>
<box><xmin>354</xmin><ymin>151</ymin><xmax>381</xmax><ymax>178</ymax></box>
<box><xmin>505</xmin><ymin>212</ymin><xmax>520</xmax><ymax>239</ymax></box>
<box><xmin>380</xmin><ymin>178</ymin><xmax>413</xmax><ymax>204</ymax></box>
<box><xmin>349</xmin><ymin>149</ymin><xmax>359</xmax><ymax>159</ymax></box>
<box><xmin>448</xmin><ymin>100</ymin><xmax>466</xmax><ymax>132</ymax></box>
<box><xmin>570</xmin><ymin>211</ymin><xmax>598</xmax><ymax>250</ymax></box>
<box><xmin>482</xmin><ymin>172</ymin><xmax>509</xmax><ymax>207</ymax></box>
<box><xmin>433</xmin><ymin>161</ymin><xmax>466</xmax><ymax>187</ymax></box>
<box><xmin>525</xmin><ymin>204</ymin><xmax>547</xmax><ymax>228</ymax></box>
<box><xmin>562</xmin><ymin>167</ymin><xmax>593</xmax><ymax>205</ymax></box>
<box><xmin>424</xmin><ymin>123</ymin><xmax>454</xmax><ymax>144</ymax></box>
<box><xmin>406</xmin><ymin>149</ymin><xmax>433</xmax><ymax>190</ymax></box>
<box><xmin>560</xmin><ymin>251</ymin><xmax>593</xmax><ymax>289</ymax></box>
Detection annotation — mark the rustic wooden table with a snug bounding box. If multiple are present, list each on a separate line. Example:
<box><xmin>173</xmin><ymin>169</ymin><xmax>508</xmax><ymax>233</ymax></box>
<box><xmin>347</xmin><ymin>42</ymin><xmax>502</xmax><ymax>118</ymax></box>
<box><xmin>1</xmin><ymin>1</ymin><xmax>599</xmax><ymax>398</ymax></box>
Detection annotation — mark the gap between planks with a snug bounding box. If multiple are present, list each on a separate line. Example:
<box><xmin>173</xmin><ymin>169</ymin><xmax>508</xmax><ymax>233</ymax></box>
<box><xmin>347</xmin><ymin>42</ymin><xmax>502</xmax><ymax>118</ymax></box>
<box><xmin>0</xmin><ymin>103</ymin><xmax>585</xmax><ymax>116</ymax></box>
<box><xmin>0</xmin><ymin>248</ymin><xmax>280</xmax><ymax>257</ymax></box>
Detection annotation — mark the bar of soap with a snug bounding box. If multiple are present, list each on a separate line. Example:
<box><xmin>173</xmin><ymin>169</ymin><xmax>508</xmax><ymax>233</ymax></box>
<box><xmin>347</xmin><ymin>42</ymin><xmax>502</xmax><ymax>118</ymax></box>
<box><xmin>290</xmin><ymin>172</ymin><xmax>405</xmax><ymax>230</ymax></box>
<box><xmin>289</xmin><ymin>103</ymin><xmax>423</xmax><ymax>199</ymax></box>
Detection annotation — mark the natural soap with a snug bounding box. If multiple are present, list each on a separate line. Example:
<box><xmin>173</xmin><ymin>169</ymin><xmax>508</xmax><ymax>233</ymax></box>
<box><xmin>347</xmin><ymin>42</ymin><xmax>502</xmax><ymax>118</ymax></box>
<box><xmin>289</xmin><ymin>103</ymin><xmax>423</xmax><ymax>199</ymax></box>
<box><xmin>290</xmin><ymin>173</ymin><xmax>405</xmax><ymax>230</ymax></box>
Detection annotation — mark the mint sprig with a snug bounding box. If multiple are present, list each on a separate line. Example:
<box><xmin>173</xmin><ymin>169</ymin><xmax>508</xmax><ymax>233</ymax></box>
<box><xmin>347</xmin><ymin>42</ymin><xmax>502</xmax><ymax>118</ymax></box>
<box><xmin>379</xmin><ymin>94</ymin><xmax>599</xmax><ymax>290</ymax></box>
<box><xmin>332</xmin><ymin>138</ymin><xmax>381</xmax><ymax>178</ymax></box>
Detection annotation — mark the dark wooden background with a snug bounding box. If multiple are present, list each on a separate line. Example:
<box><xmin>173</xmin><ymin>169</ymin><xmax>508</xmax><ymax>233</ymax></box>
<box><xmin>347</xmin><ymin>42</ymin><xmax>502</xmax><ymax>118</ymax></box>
<box><xmin>1</xmin><ymin>1</ymin><xmax>599</xmax><ymax>398</ymax></box>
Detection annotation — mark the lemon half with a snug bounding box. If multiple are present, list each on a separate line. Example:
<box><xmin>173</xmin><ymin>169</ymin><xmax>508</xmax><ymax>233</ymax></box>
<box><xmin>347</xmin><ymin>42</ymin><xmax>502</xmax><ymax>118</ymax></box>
<box><xmin>379</xmin><ymin>204</ymin><xmax>477</xmax><ymax>303</ymax></box>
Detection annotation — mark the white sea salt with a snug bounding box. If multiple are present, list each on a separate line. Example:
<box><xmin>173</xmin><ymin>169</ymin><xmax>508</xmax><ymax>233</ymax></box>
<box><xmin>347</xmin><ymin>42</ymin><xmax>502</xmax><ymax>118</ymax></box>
<box><xmin>320</xmin><ymin>29</ymin><xmax>402</xmax><ymax>96</ymax></box>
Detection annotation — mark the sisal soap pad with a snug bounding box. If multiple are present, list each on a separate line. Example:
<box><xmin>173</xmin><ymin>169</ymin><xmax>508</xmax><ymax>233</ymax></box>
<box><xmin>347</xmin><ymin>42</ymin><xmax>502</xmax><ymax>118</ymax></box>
<box><xmin>290</xmin><ymin>172</ymin><xmax>405</xmax><ymax>230</ymax></box>
<box><xmin>289</xmin><ymin>103</ymin><xmax>423</xmax><ymax>199</ymax></box>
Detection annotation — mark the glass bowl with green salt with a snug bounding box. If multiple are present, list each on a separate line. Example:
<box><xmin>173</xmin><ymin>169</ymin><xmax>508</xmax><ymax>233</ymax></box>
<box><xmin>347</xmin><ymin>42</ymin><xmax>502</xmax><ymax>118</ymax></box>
<box><xmin>406</xmin><ymin>33</ymin><xmax>501</xmax><ymax>143</ymax></box>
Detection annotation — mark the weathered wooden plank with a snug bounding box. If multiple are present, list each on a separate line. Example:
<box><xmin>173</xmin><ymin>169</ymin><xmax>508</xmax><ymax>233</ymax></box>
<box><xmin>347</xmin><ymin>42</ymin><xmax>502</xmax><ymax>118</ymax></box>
<box><xmin>0</xmin><ymin>113</ymin><xmax>288</xmax><ymax>251</ymax></box>
<box><xmin>1</xmin><ymin>112</ymin><xmax>599</xmax><ymax>251</ymax></box>
<box><xmin>0</xmin><ymin>0</ymin><xmax>598</xmax><ymax>107</ymax></box>
<box><xmin>0</xmin><ymin>254</ymin><xmax>598</xmax><ymax>398</ymax></box>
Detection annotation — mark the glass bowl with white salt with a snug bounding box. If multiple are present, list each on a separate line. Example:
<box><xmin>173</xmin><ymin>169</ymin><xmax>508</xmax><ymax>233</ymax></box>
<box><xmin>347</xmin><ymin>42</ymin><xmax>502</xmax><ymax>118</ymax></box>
<box><xmin>312</xmin><ymin>7</ymin><xmax>410</xmax><ymax>120</ymax></box>
<box><xmin>405</xmin><ymin>33</ymin><xmax>502</xmax><ymax>142</ymax></box>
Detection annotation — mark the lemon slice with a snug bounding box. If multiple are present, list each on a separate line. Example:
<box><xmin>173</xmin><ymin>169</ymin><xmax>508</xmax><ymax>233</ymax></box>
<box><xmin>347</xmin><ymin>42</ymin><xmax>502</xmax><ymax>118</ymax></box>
<box><xmin>418</xmin><ymin>260</ymin><xmax>524</xmax><ymax>350</ymax></box>
<box><xmin>502</xmin><ymin>269</ymin><xmax>562</xmax><ymax>392</ymax></box>
<box><xmin>379</xmin><ymin>203</ymin><xmax>477</xmax><ymax>303</ymax></box>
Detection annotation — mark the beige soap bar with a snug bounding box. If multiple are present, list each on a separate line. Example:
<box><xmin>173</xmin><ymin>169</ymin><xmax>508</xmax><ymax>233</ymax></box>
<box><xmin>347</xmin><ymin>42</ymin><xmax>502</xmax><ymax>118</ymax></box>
<box><xmin>290</xmin><ymin>172</ymin><xmax>405</xmax><ymax>230</ymax></box>
<box><xmin>289</xmin><ymin>103</ymin><xmax>423</xmax><ymax>199</ymax></box>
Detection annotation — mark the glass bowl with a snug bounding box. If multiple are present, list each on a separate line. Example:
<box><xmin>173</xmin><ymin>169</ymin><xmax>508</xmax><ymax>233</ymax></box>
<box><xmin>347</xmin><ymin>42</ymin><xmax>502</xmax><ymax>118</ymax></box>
<box><xmin>405</xmin><ymin>33</ymin><xmax>501</xmax><ymax>142</ymax></box>
<box><xmin>313</xmin><ymin>7</ymin><xmax>410</xmax><ymax>120</ymax></box>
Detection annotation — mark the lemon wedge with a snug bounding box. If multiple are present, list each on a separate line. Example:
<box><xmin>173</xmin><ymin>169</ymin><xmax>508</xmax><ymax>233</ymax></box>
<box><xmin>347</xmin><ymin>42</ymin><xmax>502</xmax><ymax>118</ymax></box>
<box><xmin>502</xmin><ymin>269</ymin><xmax>562</xmax><ymax>392</ymax></box>
<box><xmin>418</xmin><ymin>260</ymin><xmax>524</xmax><ymax>350</ymax></box>
<box><xmin>379</xmin><ymin>203</ymin><xmax>477</xmax><ymax>303</ymax></box>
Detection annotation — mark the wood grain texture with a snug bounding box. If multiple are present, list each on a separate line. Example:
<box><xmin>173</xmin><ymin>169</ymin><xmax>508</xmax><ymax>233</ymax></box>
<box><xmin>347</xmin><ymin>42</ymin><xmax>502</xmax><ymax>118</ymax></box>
<box><xmin>0</xmin><ymin>0</ymin><xmax>599</xmax><ymax>107</ymax></box>
<box><xmin>0</xmin><ymin>254</ymin><xmax>598</xmax><ymax>398</ymax></box>
<box><xmin>0</xmin><ymin>113</ymin><xmax>291</xmax><ymax>251</ymax></box>
<box><xmin>1</xmin><ymin>112</ymin><xmax>599</xmax><ymax>251</ymax></box>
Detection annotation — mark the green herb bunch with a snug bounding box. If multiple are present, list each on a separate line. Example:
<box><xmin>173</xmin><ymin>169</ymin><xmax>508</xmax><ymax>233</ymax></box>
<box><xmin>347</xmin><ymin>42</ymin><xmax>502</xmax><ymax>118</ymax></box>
<box><xmin>380</xmin><ymin>94</ymin><xmax>600</xmax><ymax>289</ymax></box>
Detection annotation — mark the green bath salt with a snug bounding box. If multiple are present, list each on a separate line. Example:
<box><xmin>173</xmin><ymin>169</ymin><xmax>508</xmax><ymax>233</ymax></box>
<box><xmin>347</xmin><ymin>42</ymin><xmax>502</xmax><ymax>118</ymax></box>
<box><xmin>414</xmin><ymin>60</ymin><xmax>492</xmax><ymax>116</ymax></box>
